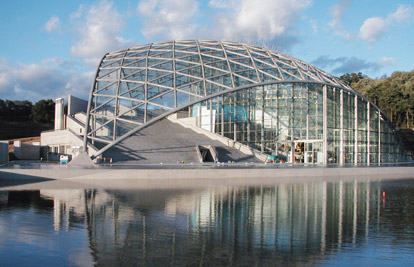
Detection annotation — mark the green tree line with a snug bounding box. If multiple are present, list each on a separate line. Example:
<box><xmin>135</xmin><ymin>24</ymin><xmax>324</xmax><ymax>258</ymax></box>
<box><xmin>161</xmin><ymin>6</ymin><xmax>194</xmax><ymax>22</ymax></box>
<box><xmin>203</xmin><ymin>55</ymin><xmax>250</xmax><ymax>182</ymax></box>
<box><xmin>0</xmin><ymin>99</ymin><xmax>55</xmax><ymax>124</ymax></box>
<box><xmin>340</xmin><ymin>70</ymin><xmax>414</xmax><ymax>129</ymax></box>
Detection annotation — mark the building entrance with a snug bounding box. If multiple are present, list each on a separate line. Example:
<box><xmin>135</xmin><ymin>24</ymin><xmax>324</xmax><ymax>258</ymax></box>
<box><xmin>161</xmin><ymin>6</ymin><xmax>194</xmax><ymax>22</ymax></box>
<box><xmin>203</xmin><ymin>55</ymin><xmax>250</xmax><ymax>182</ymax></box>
<box><xmin>294</xmin><ymin>141</ymin><xmax>323</xmax><ymax>164</ymax></box>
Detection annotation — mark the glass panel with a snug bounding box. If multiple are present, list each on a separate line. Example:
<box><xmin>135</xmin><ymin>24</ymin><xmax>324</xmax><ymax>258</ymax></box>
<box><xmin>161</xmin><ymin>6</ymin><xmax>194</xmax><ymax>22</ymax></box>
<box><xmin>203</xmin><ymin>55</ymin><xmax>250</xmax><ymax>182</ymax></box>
<box><xmin>126</xmin><ymin>51</ymin><xmax>148</xmax><ymax>58</ymax></box>
<box><xmin>121</xmin><ymin>68</ymin><xmax>142</xmax><ymax>79</ymax></box>
<box><xmin>150</xmin><ymin>74</ymin><xmax>174</xmax><ymax>88</ymax></box>
<box><xmin>119</xmin><ymin>81</ymin><xmax>141</xmax><ymax>94</ymax></box>
<box><xmin>234</xmin><ymin>70</ymin><xmax>258</xmax><ymax>81</ymax></box>
<box><xmin>261</xmin><ymin>67</ymin><xmax>282</xmax><ymax>80</ymax></box>
<box><xmin>101</xmin><ymin>59</ymin><xmax>122</xmax><ymax>68</ymax></box>
<box><xmin>98</xmin><ymin>68</ymin><xmax>118</xmax><ymax>79</ymax></box>
<box><xmin>175</xmin><ymin>60</ymin><xmax>194</xmax><ymax>71</ymax></box>
<box><xmin>147</xmin><ymin>85</ymin><xmax>170</xmax><ymax>100</ymax></box>
<box><xmin>176</xmin><ymin>91</ymin><xmax>193</xmax><ymax>107</ymax></box>
<box><xmin>149</xmin><ymin>91</ymin><xmax>175</xmax><ymax>108</ymax></box>
<box><xmin>147</xmin><ymin>69</ymin><xmax>170</xmax><ymax>81</ymax></box>
<box><xmin>229</xmin><ymin>61</ymin><xmax>251</xmax><ymax>72</ymax></box>
<box><xmin>204</xmin><ymin>60</ymin><xmax>229</xmax><ymax>72</ymax></box>
<box><xmin>205</xmin><ymin>80</ymin><xmax>227</xmax><ymax>95</ymax></box>
<box><xmin>204</xmin><ymin>65</ymin><xmax>229</xmax><ymax>78</ymax></box>
<box><xmin>179</xmin><ymin>81</ymin><xmax>204</xmax><ymax>96</ymax></box>
<box><xmin>119</xmin><ymin>104</ymin><xmax>145</xmax><ymax>124</ymax></box>
<box><xmin>233</xmin><ymin>74</ymin><xmax>254</xmax><ymax>87</ymax></box>
<box><xmin>178</xmin><ymin>54</ymin><xmax>200</xmax><ymax>63</ymax></box>
<box><xmin>152</xmin><ymin>61</ymin><xmax>173</xmax><ymax>71</ymax></box>
<box><xmin>148</xmin><ymin>58</ymin><xmax>169</xmax><ymax>68</ymax></box>
<box><xmin>176</xmin><ymin>65</ymin><xmax>202</xmax><ymax>76</ymax></box>
<box><xmin>125</xmin><ymin>69</ymin><xmax>146</xmax><ymax>82</ymax></box>
<box><xmin>146</xmin><ymin>104</ymin><xmax>170</xmax><ymax>121</ymax></box>
<box><xmin>117</xmin><ymin>99</ymin><xmax>141</xmax><ymax>116</ymax></box>
<box><xmin>120</xmin><ymin>85</ymin><xmax>145</xmax><ymax>100</ymax></box>
<box><xmin>123</xmin><ymin>58</ymin><xmax>146</xmax><ymax>67</ymax></box>
<box><xmin>115</xmin><ymin>119</ymin><xmax>138</xmax><ymax>137</ymax></box>
<box><xmin>176</xmin><ymin>74</ymin><xmax>202</xmax><ymax>88</ymax></box>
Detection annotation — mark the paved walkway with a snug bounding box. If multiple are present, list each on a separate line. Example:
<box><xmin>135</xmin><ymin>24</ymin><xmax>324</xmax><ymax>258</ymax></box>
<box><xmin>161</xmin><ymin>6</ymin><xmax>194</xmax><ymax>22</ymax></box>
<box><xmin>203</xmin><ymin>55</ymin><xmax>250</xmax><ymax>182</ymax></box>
<box><xmin>1</xmin><ymin>164</ymin><xmax>413</xmax><ymax>191</ymax></box>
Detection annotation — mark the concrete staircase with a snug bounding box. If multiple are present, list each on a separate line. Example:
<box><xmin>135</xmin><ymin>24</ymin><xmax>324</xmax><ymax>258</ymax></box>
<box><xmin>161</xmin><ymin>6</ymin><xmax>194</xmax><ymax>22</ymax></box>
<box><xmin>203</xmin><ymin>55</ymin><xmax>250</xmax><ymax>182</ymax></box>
<box><xmin>103</xmin><ymin>118</ymin><xmax>265</xmax><ymax>164</ymax></box>
<box><xmin>167</xmin><ymin>114</ymin><xmax>268</xmax><ymax>162</ymax></box>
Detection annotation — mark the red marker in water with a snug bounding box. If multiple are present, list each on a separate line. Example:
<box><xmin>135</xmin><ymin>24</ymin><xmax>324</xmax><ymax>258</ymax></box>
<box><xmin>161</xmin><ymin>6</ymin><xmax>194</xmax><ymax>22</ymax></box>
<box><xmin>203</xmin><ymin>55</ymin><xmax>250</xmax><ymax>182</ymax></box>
<box><xmin>383</xmin><ymin>191</ymin><xmax>386</xmax><ymax>204</ymax></box>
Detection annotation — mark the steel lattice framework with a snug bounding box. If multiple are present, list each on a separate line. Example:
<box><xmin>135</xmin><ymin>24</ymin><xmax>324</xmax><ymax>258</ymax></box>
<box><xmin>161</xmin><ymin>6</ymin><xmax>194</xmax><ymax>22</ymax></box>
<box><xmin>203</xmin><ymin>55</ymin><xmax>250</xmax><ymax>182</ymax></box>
<box><xmin>84</xmin><ymin>40</ymin><xmax>403</xmax><ymax>164</ymax></box>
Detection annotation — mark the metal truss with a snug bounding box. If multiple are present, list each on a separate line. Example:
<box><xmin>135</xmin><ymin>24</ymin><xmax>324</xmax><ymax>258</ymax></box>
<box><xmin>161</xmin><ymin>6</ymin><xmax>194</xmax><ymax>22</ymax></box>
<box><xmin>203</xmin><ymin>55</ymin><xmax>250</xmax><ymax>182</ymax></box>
<box><xmin>83</xmin><ymin>40</ymin><xmax>397</xmax><ymax>160</ymax></box>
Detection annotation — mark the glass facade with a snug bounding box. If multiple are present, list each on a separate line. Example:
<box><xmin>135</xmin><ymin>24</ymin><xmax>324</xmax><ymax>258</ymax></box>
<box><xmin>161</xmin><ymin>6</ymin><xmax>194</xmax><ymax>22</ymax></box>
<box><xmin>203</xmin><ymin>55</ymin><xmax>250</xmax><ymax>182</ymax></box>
<box><xmin>84</xmin><ymin>40</ymin><xmax>404</xmax><ymax>165</ymax></box>
<box><xmin>188</xmin><ymin>83</ymin><xmax>402</xmax><ymax>165</ymax></box>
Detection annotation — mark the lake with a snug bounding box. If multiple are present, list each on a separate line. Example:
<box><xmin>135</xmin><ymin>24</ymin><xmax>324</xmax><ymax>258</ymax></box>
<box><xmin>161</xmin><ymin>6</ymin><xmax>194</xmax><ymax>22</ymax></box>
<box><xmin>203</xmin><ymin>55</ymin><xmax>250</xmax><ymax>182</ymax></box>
<box><xmin>0</xmin><ymin>178</ymin><xmax>413</xmax><ymax>266</ymax></box>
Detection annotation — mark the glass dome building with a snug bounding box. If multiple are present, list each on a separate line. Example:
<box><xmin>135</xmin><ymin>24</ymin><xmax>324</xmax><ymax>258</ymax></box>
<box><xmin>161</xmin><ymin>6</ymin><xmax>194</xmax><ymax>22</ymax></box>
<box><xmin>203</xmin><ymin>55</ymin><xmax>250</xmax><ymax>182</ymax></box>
<box><xmin>84</xmin><ymin>40</ymin><xmax>404</xmax><ymax>165</ymax></box>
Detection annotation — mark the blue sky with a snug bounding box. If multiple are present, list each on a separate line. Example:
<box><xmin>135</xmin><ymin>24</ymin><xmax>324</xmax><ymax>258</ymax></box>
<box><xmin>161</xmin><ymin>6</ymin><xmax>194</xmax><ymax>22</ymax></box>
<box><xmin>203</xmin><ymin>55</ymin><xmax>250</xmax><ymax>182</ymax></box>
<box><xmin>0</xmin><ymin>0</ymin><xmax>413</xmax><ymax>101</ymax></box>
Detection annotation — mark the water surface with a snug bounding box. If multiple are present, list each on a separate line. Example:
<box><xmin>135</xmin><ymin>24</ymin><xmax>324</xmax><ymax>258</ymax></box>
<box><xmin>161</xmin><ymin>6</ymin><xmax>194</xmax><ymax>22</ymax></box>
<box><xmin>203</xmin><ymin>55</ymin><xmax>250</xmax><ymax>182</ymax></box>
<box><xmin>0</xmin><ymin>179</ymin><xmax>413</xmax><ymax>266</ymax></box>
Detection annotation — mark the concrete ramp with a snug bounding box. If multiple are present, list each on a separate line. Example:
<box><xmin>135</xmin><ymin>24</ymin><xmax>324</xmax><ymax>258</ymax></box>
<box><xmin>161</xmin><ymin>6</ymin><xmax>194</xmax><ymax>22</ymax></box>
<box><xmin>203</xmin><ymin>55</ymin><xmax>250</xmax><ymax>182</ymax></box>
<box><xmin>103</xmin><ymin>119</ymin><xmax>261</xmax><ymax>164</ymax></box>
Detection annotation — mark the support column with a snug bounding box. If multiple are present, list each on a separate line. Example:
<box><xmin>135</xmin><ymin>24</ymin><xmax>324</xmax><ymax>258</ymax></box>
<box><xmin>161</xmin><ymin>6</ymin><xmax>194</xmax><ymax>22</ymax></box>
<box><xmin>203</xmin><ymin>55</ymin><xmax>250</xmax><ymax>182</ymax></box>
<box><xmin>275</xmin><ymin>85</ymin><xmax>279</xmax><ymax>155</ymax></box>
<box><xmin>378</xmin><ymin>109</ymin><xmax>381</xmax><ymax>166</ymax></box>
<box><xmin>261</xmin><ymin>86</ymin><xmax>265</xmax><ymax>153</ymax></box>
<box><xmin>234</xmin><ymin>94</ymin><xmax>237</xmax><ymax>142</ymax></box>
<box><xmin>323</xmin><ymin>85</ymin><xmax>328</xmax><ymax>165</ymax></box>
<box><xmin>221</xmin><ymin>97</ymin><xmax>224</xmax><ymax>136</ymax></box>
<box><xmin>306</xmin><ymin>85</ymin><xmax>309</xmax><ymax>140</ymax></box>
<box><xmin>247</xmin><ymin>92</ymin><xmax>250</xmax><ymax>144</ymax></box>
<box><xmin>354</xmin><ymin>96</ymin><xmax>358</xmax><ymax>166</ymax></box>
<box><xmin>367</xmin><ymin>103</ymin><xmax>371</xmax><ymax>166</ymax></box>
<box><xmin>291</xmin><ymin>85</ymin><xmax>295</xmax><ymax>163</ymax></box>
<box><xmin>210</xmin><ymin>100</ymin><xmax>213</xmax><ymax>133</ymax></box>
<box><xmin>340</xmin><ymin>89</ymin><xmax>344</xmax><ymax>165</ymax></box>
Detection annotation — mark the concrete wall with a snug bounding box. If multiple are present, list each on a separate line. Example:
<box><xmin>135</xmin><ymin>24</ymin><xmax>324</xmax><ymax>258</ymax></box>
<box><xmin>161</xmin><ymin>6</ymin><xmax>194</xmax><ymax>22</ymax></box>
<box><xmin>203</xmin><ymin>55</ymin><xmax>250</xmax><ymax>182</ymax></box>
<box><xmin>41</xmin><ymin>129</ymin><xmax>83</xmax><ymax>156</ymax></box>
<box><xmin>0</xmin><ymin>141</ymin><xmax>8</xmax><ymax>165</ymax></box>
<box><xmin>67</xmin><ymin>116</ymin><xmax>85</xmax><ymax>135</ymax></box>
<box><xmin>68</xmin><ymin>95</ymin><xmax>88</xmax><ymax>116</ymax></box>
<box><xmin>14</xmin><ymin>140</ymin><xmax>40</xmax><ymax>160</ymax></box>
<box><xmin>41</xmin><ymin>129</ymin><xmax>97</xmax><ymax>158</ymax></box>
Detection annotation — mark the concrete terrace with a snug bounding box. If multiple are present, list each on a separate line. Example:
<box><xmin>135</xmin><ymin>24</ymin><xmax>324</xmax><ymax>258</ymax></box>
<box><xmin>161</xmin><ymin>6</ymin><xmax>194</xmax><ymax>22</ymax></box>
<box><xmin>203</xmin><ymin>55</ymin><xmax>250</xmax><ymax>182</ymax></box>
<box><xmin>1</xmin><ymin>164</ymin><xmax>414</xmax><ymax>191</ymax></box>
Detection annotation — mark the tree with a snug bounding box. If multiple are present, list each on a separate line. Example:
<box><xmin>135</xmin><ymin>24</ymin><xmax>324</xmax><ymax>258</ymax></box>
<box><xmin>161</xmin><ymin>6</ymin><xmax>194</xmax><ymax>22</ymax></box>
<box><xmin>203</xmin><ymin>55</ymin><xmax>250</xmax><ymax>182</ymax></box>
<box><xmin>339</xmin><ymin>70</ymin><xmax>414</xmax><ymax>129</ymax></box>
<box><xmin>31</xmin><ymin>99</ymin><xmax>55</xmax><ymax>124</ymax></box>
<box><xmin>339</xmin><ymin>72</ymin><xmax>368</xmax><ymax>86</ymax></box>
<box><xmin>0</xmin><ymin>99</ymin><xmax>32</xmax><ymax>121</ymax></box>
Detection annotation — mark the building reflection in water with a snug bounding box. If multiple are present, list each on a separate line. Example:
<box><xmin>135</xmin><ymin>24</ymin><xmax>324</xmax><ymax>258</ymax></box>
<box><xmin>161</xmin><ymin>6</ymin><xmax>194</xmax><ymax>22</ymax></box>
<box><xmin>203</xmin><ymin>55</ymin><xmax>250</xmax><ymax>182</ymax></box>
<box><xmin>12</xmin><ymin>179</ymin><xmax>408</xmax><ymax>265</ymax></box>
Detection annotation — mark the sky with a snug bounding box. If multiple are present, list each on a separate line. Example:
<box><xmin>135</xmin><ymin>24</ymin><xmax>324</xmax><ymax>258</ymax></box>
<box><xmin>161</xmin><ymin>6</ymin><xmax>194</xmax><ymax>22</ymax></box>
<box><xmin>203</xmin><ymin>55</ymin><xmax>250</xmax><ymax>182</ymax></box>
<box><xmin>0</xmin><ymin>0</ymin><xmax>413</xmax><ymax>101</ymax></box>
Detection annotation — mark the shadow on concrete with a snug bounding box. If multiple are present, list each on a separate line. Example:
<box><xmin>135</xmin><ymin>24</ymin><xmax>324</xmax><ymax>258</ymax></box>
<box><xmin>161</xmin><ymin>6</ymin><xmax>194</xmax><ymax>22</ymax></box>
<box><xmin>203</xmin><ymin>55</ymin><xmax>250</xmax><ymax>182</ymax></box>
<box><xmin>0</xmin><ymin>171</ymin><xmax>53</xmax><ymax>188</ymax></box>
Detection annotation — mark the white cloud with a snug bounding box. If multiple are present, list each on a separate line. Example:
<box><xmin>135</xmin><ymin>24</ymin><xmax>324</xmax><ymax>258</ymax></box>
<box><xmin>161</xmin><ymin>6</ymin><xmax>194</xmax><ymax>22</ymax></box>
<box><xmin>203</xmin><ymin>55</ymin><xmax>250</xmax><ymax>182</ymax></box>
<box><xmin>209</xmin><ymin>0</ymin><xmax>310</xmax><ymax>44</ymax></box>
<box><xmin>359</xmin><ymin>5</ymin><xmax>413</xmax><ymax>43</ymax></box>
<box><xmin>71</xmin><ymin>0</ymin><xmax>132</xmax><ymax>66</ymax></box>
<box><xmin>359</xmin><ymin>17</ymin><xmax>388</xmax><ymax>43</ymax></box>
<box><xmin>44</xmin><ymin>16</ymin><xmax>61</xmax><ymax>33</ymax></box>
<box><xmin>0</xmin><ymin>58</ymin><xmax>92</xmax><ymax>101</ymax></box>
<box><xmin>137</xmin><ymin>0</ymin><xmax>199</xmax><ymax>40</ymax></box>
<box><xmin>388</xmin><ymin>5</ymin><xmax>413</xmax><ymax>22</ymax></box>
<box><xmin>329</xmin><ymin>0</ymin><xmax>350</xmax><ymax>27</ymax></box>
<box><xmin>309</xmin><ymin>19</ymin><xmax>318</xmax><ymax>33</ymax></box>
<box><xmin>379</xmin><ymin>57</ymin><xmax>395</xmax><ymax>66</ymax></box>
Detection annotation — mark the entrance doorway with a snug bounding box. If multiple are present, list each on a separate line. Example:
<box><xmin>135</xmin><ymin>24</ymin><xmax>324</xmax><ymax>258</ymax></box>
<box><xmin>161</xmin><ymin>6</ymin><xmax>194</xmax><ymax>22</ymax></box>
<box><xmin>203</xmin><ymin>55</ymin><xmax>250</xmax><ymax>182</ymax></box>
<box><xmin>294</xmin><ymin>141</ymin><xmax>323</xmax><ymax>164</ymax></box>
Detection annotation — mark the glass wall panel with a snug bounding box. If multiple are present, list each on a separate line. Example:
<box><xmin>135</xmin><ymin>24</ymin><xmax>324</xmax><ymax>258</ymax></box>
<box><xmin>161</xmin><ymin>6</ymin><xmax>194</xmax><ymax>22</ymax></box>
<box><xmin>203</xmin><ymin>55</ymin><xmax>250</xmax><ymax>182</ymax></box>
<box><xmin>369</xmin><ymin>106</ymin><xmax>379</xmax><ymax>164</ymax></box>
<box><xmin>277</xmin><ymin>83</ymin><xmax>292</xmax><ymax>161</ymax></box>
<box><xmin>357</xmin><ymin>97</ymin><xmax>368</xmax><ymax>164</ymax></box>
<box><xmin>326</xmin><ymin>87</ymin><xmax>340</xmax><ymax>163</ymax></box>
<box><xmin>343</xmin><ymin>92</ymin><xmax>355</xmax><ymax>164</ymax></box>
<box><xmin>184</xmin><ymin>82</ymin><xmax>403</xmax><ymax>165</ymax></box>
<box><xmin>308</xmin><ymin>84</ymin><xmax>323</xmax><ymax>140</ymax></box>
